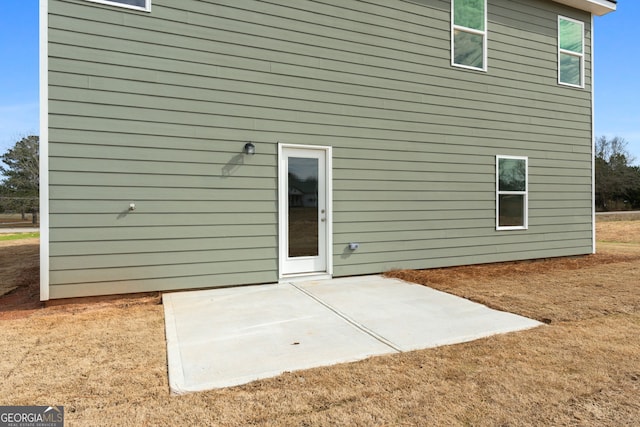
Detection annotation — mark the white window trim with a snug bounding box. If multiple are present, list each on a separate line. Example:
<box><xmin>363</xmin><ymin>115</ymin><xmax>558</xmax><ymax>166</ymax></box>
<box><xmin>558</xmin><ymin>16</ymin><xmax>585</xmax><ymax>88</ymax></box>
<box><xmin>451</xmin><ymin>0</ymin><xmax>488</xmax><ymax>72</ymax></box>
<box><xmin>83</xmin><ymin>0</ymin><xmax>151</xmax><ymax>12</ymax></box>
<box><xmin>496</xmin><ymin>155</ymin><xmax>529</xmax><ymax>231</ymax></box>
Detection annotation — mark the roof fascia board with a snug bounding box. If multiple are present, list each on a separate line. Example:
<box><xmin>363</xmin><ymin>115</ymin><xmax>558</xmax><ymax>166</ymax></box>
<box><xmin>551</xmin><ymin>0</ymin><xmax>616</xmax><ymax>16</ymax></box>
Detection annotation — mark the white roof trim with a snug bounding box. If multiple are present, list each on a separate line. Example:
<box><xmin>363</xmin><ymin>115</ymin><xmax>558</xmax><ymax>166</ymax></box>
<box><xmin>552</xmin><ymin>0</ymin><xmax>616</xmax><ymax>16</ymax></box>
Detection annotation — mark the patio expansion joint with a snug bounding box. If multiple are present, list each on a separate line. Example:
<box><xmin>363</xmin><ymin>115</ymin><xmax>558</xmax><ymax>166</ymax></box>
<box><xmin>288</xmin><ymin>282</ymin><xmax>403</xmax><ymax>353</ymax></box>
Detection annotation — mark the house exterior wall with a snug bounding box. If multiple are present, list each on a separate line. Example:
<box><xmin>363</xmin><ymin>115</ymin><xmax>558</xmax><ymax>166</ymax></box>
<box><xmin>45</xmin><ymin>0</ymin><xmax>594</xmax><ymax>298</ymax></box>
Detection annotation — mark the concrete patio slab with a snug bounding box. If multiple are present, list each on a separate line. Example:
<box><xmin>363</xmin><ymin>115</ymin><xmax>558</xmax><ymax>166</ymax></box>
<box><xmin>296</xmin><ymin>276</ymin><xmax>542</xmax><ymax>351</ymax></box>
<box><xmin>163</xmin><ymin>275</ymin><xmax>542</xmax><ymax>394</ymax></box>
<box><xmin>163</xmin><ymin>283</ymin><xmax>395</xmax><ymax>394</ymax></box>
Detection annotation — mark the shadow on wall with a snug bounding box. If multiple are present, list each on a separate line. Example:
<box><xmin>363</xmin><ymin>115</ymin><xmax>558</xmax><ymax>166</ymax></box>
<box><xmin>222</xmin><ymin>153</ymin><xmax>246</xmax><ymax>177</ymax></box>
<box><xmin>341</xmin><ymin>245</ymin><xmax>358</xmax><ymax>260</ymax></box>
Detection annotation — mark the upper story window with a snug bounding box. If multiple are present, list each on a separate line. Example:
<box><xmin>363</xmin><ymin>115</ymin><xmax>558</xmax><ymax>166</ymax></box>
<box><xmin>452</xmin><ymin>0</ymin><xmax>487</xmax><ymax>71</ymax></box>
<box><xmin>558</xmin><ymin>16</ymin><xmax>584</xmax><ymax>88</ymax></box>
<box><xmin>84</xmin><ymin>0</ymin><xmax>151</xmax><ymax>12</ymax></box>
<box><xmin>496</xmin><ymin>155</ymin><xmax>528</xmax><ymax>230</ymax></box>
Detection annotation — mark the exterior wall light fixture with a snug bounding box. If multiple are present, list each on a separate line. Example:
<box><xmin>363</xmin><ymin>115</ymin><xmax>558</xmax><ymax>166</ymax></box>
<box><xmin>243</xmin><ymin>142</ymin><xmax>256</xmax><ymax>155</ymax></box>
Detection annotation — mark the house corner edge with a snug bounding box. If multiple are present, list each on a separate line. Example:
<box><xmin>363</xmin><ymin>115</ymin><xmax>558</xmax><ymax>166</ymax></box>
<box><xmin>591</xmin><ymin>13</ymin><xmax>596</xmax><ymax>255</ymax></box>
<box><xmin>39</xmin><ymin>0</ymin><xmax>50</xmax><ymax>301</ymax></box>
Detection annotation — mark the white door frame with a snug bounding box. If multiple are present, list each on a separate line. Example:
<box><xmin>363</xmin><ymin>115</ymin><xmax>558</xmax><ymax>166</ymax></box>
<box><xmin>278</xmin><ymin>143</ymin><xmax>333</xmax><ymax>279</ymax></box>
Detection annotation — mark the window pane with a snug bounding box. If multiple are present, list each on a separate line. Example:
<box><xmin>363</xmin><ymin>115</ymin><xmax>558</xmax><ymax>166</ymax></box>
<box><xmin>85</xmin><ymin>0</ymin><xmax>148</xmax><ymax>9</ymax></box>
<box><xmin>498</xmin><ymin>158</ymin><xmax>526</xmax><ymax>192</ymax></box>
<box><xmin>560</xmin><ymin>19</ymin><xmax>583</xmax><ymax>53</ymax></box>
<box><xmin>560</xmin><ymin>53</ymin><xmax>581</xmax><ymax>86</ymax></box>
<box><xmin>498</xmin><ymin>195</ymin><xmax>525</xmax><ymax>227</ymax></box>
<box><xmin>118</xmin><ymin>0</ymin><xmax>146</xmax><ymax>6</ymax></box>
<box><xmin>454</xmin><ymin>30</ymin><xmax>484</xmax><ymax>68</ymax></box>
<box><xmin>454</xmin><ymin>0</ymin><xmax>485</xmax><ymax>31</ymax></box>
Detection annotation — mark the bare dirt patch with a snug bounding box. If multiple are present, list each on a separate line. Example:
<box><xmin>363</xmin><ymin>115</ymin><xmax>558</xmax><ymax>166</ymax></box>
<box><xmin>596</xmin><ymin>211</ymin><xmax>640</xmax><ymax>222</ymax></box>
<box><xmin>0</xmin><ymin>237</ymin><xmax>160</xmax><ymax>320</ymax></box>
<box><xmin>0</xmin><ymin>213</ymin><xmax>38</xmax><ymax>228</ymax></box>
<box><xmin>0</xmin><ymin>238</ymin><xmax>40</xmax><ymax>300</ymax></box>
<box><xmin>1</xmin><ymin>221</ymin><xmax>639</xmax><ymax>425</ymax></box>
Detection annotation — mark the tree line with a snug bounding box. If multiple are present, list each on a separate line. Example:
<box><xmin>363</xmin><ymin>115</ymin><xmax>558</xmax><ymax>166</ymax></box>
<box><xmin>0</xmin><ymin>135</ymin><xmax>39</xmax><ymax>222</ymax></box>
<box><xmin>595</xmin><ymin>136</ymin><xmax>640</xmax><ymax>211</ymax></box>
<box><xmin>0</xmin><ymin>135</ymin><xmax>638</xmax><ymax>218</ymax></box>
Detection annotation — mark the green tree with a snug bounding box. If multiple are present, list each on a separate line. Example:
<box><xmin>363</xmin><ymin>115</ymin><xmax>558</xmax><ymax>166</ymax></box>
<box><xmin>0</xmin><ymin>135</ymin><xmax>39</xmax><ymax>220</ymax></box>
<box><xmin>625</xmin><ymin>166</ymin><xmax>640</xmax><ymax>209</ymax></box>
<box><xmin>595</xmin><ymin>136</ymin><xmax>640</xmax><ymax>211</ymax></box>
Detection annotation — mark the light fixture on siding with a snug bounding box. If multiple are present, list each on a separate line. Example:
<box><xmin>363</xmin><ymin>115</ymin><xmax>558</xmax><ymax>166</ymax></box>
<box><xmin>243</xmin><ymin>142</ymin><xmax>256</xmax><ymax>155</ymax></box>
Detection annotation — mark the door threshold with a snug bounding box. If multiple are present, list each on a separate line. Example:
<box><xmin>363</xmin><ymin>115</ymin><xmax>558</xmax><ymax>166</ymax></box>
<box><xmin>279</xmin><ymin>273</ymin><xmax>332</xmax><ymax>284</ymax></box>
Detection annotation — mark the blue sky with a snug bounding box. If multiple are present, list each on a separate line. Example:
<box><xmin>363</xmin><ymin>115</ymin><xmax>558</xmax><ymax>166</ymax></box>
<box><xmin>0</xmin><ymin>1</ymin><xmax>637</xmax><ymax>163</ymax></box>
<box><xmin>594</xmin><ymin>1</ymin><xmax>640</xmax><ymax>164</ymax></box>
<box><xmin>0</xmin><ymin>1</ymin><xmax>39</xmax><ymax>155</ymax></box>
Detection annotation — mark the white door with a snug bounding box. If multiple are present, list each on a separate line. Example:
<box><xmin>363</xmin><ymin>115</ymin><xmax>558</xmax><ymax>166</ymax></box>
<box><xmin>279</xmin><ymin>144</ymin><xmax>332</xmax><ymax>277</ymax></box>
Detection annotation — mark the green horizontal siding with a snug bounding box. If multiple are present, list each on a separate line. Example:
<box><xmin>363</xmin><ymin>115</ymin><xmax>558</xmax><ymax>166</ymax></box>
<box><xmin>47</xmin><ymin>0</ymin><xmax>594</xmax><ymax>297</ymax></box>
<box><xmin>48</xmin><ymin>271</ymin><xmax>277</xmax><ymax>299</ymax></box>
<box><xmin>337</xmin><ymin>245</ymin><xmax>594</xmax><ymax>277</ymax></box>
<box><xmin>50</xmin><ymin>225</ymin><xmax>276</xmax><ymax>242</ymax></box>
<box><xmin>51</xmin><ymin>248</ymin><xmax>274</xmax><ymax>268</ymax></box>
<box><xmin>51</xmin><ymin>235</ymin><xmax>276</xmax><ymax>253</ymax></box>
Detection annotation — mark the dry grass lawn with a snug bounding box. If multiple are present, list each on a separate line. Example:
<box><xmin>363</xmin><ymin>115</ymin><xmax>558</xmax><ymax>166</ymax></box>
<box><xmin>1</xmin><ymin>217</ymin><xmax>639</xmax><ymax>426</ymax></box>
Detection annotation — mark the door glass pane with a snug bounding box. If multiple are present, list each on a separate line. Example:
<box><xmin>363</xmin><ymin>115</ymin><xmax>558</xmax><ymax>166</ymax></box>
<box><xmin>288</xmin><ymin>157</ymin><xmax>319</xmax><ymax>257</ymax></box>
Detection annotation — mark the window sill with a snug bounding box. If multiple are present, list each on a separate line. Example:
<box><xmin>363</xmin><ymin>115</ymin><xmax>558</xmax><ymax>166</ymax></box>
<box><xmin>452</xmin><ymin>63</ymin><xmax>487</xmax><ymax>73</ymax></box>
<box><xmin>558</xmin><ymin>81</ymin><xmax>585</xmax><ymax>89</ymax></box>
<box><xmin>496</xmin><ymin>226</ymin><xmax>528</xmax><ymax>231</ymax></box>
